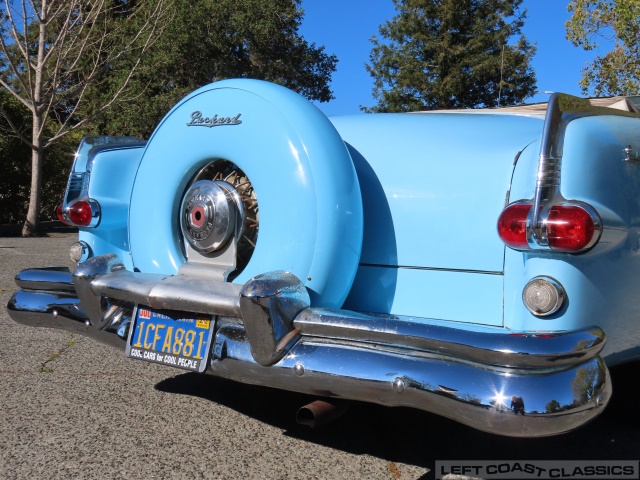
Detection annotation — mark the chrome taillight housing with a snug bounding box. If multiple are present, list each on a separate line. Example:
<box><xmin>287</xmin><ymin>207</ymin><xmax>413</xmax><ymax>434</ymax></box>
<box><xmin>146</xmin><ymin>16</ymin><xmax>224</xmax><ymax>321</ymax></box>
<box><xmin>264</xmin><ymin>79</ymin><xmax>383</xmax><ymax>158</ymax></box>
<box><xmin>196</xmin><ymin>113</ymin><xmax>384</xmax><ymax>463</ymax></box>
<box><xmin>497</xmin><ymin>93</ymin><xmax>619</xmax><ymax>255</ymax></box>
<box><xmin>56</xmin><ymin>199</ymin><xmax>101</xmax><ymax>227</ymax></box>
<box><xmin>56</xmin><ymin>136</ymin><xmax>141</xmax><ymax>229</ymax></box>
<box><xmin>497</xmin><ymin>201</ymin><xmax>601</xmax><ymax>253</ymax></box>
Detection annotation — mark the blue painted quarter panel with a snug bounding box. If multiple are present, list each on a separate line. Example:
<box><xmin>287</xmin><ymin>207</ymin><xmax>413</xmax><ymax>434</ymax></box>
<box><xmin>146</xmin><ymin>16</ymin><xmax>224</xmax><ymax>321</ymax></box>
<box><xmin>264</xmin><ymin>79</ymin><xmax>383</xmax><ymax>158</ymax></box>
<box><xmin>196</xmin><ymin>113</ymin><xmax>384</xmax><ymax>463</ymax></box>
<box><xmin>79</xmin><ymin>146</ymin><xmax>146</xmax><ymax>271</ymax></box>
<box><xmin>332</xmin><ymin>113</ymin><xmax>542</xmax><ymax>324</ymax></box>
<box><xmin>330</xmin><ymin>113</ymin><xmax>543</xmax><ymax>272</ymax></box>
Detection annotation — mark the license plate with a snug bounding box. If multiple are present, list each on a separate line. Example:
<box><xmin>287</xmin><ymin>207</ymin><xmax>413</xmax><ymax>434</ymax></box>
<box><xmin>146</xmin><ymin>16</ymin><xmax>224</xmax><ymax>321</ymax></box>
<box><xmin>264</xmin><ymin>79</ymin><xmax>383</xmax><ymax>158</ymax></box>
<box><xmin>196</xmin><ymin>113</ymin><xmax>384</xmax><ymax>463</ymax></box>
<box><xmin>125</xmin><ymin>306</ymin><xmax>214</xmax><ymax>373</ymax></box>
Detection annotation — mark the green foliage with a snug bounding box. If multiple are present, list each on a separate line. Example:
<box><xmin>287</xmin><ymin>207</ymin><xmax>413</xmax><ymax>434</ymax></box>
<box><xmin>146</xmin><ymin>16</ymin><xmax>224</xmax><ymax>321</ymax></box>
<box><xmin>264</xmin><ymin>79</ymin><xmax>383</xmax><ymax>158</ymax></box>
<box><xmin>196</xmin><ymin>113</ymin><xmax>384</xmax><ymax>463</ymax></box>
<box><xmin>545</xmin><ymin>399</ymin><xmax>562</xmax><ymax>413</ymax></box>
<box><xmin>1</xmin><ymin>0</ymin><xmax>336</xmax><ymax>227</ymax></box>
<box><xmin>86</xmin><ymin>0</ymin><xmax>338</xmax><ymax>138</ymax></box>
<box><xmin>0</xmin><ymin>91</ymin><xmax>78</xmax><ymax>224</ymax></box>
<box><xmin>1</xmin><ymin>0</ymin><xmax>170</xmax><ymax>233</ymax></box>
<box><xmin>364</xmin><ymin>0</ymin><xmax>537</xmax><ymax>112</ymax></box>
<box><xmin>0</xmin><ymin>92</ymin><xmax>30</xmax><ymax>224</ymax></box>
<box><xmin>571</xmin><ymin>363</ymin><xmax>600</xmax><ymax>404</ymax></box>
<box><xmin>566</xmin><ymin>0</ymin><xmax>640</xmax><ymax>96</ymax></box>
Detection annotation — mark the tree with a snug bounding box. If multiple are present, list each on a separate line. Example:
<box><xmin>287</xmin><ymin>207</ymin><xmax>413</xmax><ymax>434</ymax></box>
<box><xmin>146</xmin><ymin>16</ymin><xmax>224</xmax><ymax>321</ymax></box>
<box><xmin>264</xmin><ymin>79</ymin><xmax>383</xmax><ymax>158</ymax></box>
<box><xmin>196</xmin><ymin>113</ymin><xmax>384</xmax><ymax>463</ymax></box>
<box><xmin>545</xmin><ymin>399</ymin><xmax>562</xmax><ymax>413</ymax></box>
<box><xmin>0</xmin><ymin>90</ymin><xmax>31</xmax><ymax>224</ymax></box>
<box><xmin>364</xmin><ymin>0</ymin><xmax>537</xmax><ymax>112</ymax></box>
<box><xmin>86</xmin><ymin>0</ymin><xmax>338</xmax><ymax>138</ymax></box>
<box><xmin>566</xmin><ymin>0</ymin><xmax>640</xmax><ymax>96</ymax></box>
<box><xmin>0</xmin><ymin>0</ymin><xmax>169</xmax><ymax>235</ymax></box>
<box><xmin>571</xmin><ymin>363</ymin><xmax>601</xmax><ymax>404</ymax></box>
<box><xmin>0</xmin><ymin>89</ymin><xmax>78</xmax><ymax>224</ymax></box>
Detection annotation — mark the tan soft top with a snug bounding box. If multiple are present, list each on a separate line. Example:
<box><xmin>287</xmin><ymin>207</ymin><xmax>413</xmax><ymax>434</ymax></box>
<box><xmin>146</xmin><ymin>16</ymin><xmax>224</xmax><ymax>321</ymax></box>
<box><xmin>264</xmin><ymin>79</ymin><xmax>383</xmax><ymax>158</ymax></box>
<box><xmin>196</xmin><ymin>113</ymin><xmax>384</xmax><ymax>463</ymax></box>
<box><xmin>414</xmin><ymin>96</ymin><xmax>640</xmax><ymax>115</ymax></box>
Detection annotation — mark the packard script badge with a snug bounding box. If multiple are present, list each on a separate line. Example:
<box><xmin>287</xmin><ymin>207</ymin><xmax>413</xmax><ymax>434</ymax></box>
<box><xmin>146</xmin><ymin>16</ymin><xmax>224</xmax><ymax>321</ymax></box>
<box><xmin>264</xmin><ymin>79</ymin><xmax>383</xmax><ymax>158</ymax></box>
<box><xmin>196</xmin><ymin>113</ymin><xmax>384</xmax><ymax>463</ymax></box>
<box><xmin>187</xmin><ymin>111</ymin><xmax>242</xmax><ymax>127</ymax></box>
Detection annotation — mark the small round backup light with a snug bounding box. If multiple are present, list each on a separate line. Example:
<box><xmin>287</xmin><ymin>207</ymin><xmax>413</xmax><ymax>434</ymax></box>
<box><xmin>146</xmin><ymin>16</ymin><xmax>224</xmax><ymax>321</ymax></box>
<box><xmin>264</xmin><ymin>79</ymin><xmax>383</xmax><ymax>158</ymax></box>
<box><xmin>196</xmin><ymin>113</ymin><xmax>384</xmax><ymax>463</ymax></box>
<box><xmin>522</xmin><ymin>276</ymin><xmax>565</xmax><ymax>317</ymax></box>
<box><xmin>70</xmin><ymin>241</ymin><xmax>91</xmax><ymax>263</ymax></box>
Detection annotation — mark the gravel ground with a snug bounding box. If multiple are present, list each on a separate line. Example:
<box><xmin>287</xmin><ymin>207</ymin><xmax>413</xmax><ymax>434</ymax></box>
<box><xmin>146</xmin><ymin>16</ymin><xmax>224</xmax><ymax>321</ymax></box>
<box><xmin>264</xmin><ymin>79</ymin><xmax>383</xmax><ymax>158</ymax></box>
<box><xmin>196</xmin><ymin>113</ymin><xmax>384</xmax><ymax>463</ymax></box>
<box><xmin>1</xmin><ymin>235</ymin><xmax>639</xmax><ymax>480</ymax></box>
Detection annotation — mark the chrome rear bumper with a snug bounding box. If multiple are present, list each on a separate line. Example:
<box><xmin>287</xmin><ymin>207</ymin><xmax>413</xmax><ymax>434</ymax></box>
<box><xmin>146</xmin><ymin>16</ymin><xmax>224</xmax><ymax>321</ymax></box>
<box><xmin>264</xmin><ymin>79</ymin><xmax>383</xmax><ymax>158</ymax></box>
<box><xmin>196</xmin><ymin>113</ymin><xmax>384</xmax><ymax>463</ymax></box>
<box><xmin>7</xmin><ymin>259</ymin><xmax>611</xmax><ymax>437</ymax></box>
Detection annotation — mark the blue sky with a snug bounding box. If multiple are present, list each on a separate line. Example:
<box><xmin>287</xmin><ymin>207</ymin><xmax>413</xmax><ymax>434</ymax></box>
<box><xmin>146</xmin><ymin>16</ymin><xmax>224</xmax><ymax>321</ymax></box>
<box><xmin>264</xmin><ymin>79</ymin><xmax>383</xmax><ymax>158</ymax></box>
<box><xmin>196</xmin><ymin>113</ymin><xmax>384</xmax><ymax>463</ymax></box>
<box><xmin>299</xmin><ymin>0</ymin><xmax>614</xmax><ymax>116</ymax></box>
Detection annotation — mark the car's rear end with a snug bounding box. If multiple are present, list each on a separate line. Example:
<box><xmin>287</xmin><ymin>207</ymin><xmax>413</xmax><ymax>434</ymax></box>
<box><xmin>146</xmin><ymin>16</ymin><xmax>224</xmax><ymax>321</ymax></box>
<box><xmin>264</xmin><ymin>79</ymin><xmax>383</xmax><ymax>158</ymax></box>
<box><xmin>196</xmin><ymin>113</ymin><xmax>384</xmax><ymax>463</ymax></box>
<box><xmin>8</xmin><ymin>80</ymin><xmax>640</xmax><ymax>436</ymax></box>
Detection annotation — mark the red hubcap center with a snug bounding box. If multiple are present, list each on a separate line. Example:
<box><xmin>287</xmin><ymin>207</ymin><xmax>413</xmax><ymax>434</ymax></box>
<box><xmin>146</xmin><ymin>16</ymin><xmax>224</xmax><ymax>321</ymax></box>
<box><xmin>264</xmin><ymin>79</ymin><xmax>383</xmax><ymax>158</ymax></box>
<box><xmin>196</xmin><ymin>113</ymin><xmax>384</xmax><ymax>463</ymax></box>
<box><xmin>191</xmin><ymin>205</ymin><xmax>206</xmax><ymax>227</ymax></box>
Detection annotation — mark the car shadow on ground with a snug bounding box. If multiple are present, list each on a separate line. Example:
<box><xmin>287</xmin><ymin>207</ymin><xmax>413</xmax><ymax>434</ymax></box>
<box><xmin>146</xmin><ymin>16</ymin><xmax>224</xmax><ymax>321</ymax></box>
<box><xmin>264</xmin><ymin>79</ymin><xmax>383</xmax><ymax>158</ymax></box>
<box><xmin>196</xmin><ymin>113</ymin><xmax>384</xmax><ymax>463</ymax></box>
<box><xmin>155</xmin><ymin>360</ymin><xmax>640</xmax><ymax>479</ymax></box>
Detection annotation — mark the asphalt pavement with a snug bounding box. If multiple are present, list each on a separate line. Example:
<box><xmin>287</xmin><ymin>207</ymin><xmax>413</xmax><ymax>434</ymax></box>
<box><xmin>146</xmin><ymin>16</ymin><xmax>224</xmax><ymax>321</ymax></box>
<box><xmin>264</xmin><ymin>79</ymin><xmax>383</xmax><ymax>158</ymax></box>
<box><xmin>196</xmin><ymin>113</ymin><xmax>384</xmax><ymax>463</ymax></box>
<box><xmin>1</xmin><ymin>235</ymin><xmax>639</xmax><ymax>480</ymax></box>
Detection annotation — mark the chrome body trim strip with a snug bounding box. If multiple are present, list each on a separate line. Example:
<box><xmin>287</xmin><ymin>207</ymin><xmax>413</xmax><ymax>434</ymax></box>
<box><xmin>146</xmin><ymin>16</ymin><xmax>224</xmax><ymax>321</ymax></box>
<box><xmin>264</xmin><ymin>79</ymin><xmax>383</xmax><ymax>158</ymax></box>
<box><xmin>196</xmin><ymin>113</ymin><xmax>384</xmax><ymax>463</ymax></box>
<box><xmin>358</xmin><ymin>263</ymin><xmax>503</xmax><ymax>275</ymax></box>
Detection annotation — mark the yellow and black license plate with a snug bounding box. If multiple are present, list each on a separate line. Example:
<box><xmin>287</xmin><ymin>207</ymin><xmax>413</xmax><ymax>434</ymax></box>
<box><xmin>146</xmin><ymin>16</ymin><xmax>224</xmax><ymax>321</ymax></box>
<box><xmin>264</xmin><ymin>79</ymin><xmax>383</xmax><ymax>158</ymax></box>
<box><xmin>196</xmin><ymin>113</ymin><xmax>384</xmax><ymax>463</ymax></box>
<box><xmin>125</xmin><ymin>306</ymin><xmax>214</xmax><ymax>373</ymax></box>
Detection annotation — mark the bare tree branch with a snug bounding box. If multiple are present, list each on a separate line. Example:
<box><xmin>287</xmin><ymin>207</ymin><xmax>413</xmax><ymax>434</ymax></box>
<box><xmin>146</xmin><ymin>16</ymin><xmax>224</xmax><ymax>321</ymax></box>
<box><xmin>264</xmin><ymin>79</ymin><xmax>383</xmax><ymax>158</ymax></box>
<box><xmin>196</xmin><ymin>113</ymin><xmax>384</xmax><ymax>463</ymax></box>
<box><xmin>0</xmin><ymin>104</ymin><xmax>34</xmax><ymax>148</ymax></box>
<box><xmin>0</xmin><ymin>1</ymin><xmax>34</xmax><ymax>101</ymax></box>
<box><xmin>0</xmin><ymin>76</ymin><xmax>34</xmax><ymax>111</ymax></box>
<box><xmin>1</xmin><ymin>0</ymin><xmax>170</xmax><ymax>234</ymax></box>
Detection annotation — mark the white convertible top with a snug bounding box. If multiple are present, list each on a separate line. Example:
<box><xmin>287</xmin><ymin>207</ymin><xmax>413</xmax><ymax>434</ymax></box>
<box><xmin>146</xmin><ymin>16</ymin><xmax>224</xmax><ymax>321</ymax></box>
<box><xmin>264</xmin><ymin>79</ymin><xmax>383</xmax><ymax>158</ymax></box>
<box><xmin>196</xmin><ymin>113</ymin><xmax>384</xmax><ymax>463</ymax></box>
<box><xmin>414</xmin><ymin>96</ymin><xmax>640</xmax><ymax>116</ymax></box>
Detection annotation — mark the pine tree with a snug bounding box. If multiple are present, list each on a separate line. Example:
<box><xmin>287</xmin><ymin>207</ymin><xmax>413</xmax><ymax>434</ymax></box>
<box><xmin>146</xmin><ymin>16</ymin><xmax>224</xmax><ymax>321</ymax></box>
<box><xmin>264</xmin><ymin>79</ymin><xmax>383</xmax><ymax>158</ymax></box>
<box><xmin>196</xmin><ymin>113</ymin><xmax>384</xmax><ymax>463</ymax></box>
<box><xmin>365</xmin><ymin>0</ymin><xmax>537</xmax><ymax>112</ymax></box>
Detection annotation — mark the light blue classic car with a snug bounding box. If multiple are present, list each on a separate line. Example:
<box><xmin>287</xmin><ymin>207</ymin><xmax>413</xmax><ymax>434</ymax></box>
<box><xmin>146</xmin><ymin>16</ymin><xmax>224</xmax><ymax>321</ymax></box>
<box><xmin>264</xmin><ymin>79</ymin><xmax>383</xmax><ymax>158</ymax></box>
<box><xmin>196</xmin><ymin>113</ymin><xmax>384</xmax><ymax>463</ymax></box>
<box><xmin>8</xmin><ymin>79</ymin><xmax>640</xmax><ymax>437</ymax></box>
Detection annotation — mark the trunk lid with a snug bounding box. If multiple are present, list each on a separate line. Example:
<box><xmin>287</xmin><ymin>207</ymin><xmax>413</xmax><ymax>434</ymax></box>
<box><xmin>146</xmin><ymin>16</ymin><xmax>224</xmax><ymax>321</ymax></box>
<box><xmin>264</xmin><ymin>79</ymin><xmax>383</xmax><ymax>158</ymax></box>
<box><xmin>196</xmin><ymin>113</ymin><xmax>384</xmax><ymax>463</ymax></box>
<box><xmin>331</xmin><ymin>112</ymin><xmax>543</xmax><ymax>324</ymax></box>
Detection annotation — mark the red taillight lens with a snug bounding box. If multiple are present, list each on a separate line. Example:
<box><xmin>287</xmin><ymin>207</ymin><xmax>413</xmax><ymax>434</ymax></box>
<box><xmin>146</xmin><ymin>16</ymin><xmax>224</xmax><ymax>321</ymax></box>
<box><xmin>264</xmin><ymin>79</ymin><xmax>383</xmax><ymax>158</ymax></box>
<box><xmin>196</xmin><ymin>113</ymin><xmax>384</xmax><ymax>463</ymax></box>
<box><xmin>68</xmin><ymin>200</ymin><xmax>93</xmax><ymax>226</ymax></box>
<box><xmin>547</xmin><ymin>205</ymin><xmax>595</xmax><ymax>251</ymax></box>
<box><xmin>497</xmin><ymin>203</ymin><xmax>531</xmax><ymax>249</ymax></box>
<box><xmin>55</xmin><ymin>203</ymin><xmax>67</xmax><ymax>224</ymax></box>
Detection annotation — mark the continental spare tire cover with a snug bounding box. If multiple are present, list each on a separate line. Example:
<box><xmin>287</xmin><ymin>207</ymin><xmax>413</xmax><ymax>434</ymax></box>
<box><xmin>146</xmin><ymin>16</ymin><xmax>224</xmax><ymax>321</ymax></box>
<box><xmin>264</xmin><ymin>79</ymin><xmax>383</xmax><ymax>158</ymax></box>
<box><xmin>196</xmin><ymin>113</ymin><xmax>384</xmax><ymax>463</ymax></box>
<box><xmin>129</xmin><ymin>79</ymin><xmax>363</xmax><ymax>308</ymax></box>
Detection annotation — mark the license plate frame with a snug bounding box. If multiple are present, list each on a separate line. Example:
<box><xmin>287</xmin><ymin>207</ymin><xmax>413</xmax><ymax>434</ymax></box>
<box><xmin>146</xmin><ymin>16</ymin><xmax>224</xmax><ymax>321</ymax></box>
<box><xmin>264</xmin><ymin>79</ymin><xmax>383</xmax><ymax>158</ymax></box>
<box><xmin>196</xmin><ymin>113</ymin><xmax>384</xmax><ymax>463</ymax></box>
<box><xmin>125</xmin><ymin>305</ymin><xmax>214</xmax><ymax>373</ymax></box>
